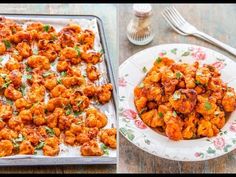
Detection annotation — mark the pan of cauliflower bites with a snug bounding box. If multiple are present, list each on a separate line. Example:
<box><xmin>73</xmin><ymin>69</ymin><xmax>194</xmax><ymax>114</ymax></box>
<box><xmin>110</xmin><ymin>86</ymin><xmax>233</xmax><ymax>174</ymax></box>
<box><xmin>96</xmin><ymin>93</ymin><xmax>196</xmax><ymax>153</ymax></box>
<box><xmin>0</xmin><ymin>15</ymin><xmax>117</xmax><ymax>161</ymax></box>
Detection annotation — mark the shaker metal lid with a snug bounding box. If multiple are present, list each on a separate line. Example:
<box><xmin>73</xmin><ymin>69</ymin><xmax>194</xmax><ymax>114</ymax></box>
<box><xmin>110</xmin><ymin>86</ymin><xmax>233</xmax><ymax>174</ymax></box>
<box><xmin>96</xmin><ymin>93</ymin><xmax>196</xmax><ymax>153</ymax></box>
<box><xmin>133</xmin><ymin>4</ymin><xmax>152</xmax><ymax>17</ymax></box>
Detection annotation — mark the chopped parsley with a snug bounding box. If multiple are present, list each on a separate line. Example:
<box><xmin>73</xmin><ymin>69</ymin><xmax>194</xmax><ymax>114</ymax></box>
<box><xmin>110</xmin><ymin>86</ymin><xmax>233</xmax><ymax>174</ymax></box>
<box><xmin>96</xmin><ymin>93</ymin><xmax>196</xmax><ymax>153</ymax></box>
<box><xmin>172</xmin><ymin>111</ymin><xmax>177</xmax><ymax>117</ymax></box>
<box><xmin>74</xmin><ymin>46</ymin><xmax>81</xmax><ymax>56</ymax></box>
<box><xmin>158</xmin><ymin>112</ymin><xmax>163</xmax><ymax>118</ymax></box>
<box><xmin>138</xmin><ymin>82</ymin><xmax>144</xmax><ymax>88</ymax></box>
<box><xmin>77</xmin><ymin>100</ymin><xmax>84</xmax><ymax>107</ymax></box>
<box><xmin>45</xmin><ymin>126</ymin><xmax>55</xmax><ymax>137</ymax></box>
<box><xmin>204</xmin><ymin>101</ymin><xmax>212</xmax><ymax>110</ymax></box>
<box><xmin>2</xmin><ymin>80</ymin><xmax>12</xmax><ymax>89</ymax></box>
<box><xmin>100</xmin><ymin>143</ymin><xmax>109</xmax><ymax>155</ymax></box>
<box><xmin>0</xmin><ymin>58</ymin><xmax>3</xmax><ymax>62</ymax></box>
<box><xmin>26</xmin><ymin>64</ymin><xmax>32</xmax><ymax>72</ymax></box>
<box><xmin>173</xmin><ymin>91</ymin><xmax>181</xmax><ymax>100</ymax></box>
<box><xmin>25</xmin><ymin>74</ymin><xmax>32</xmax><ymax>80</ymax></box>
<box><xmin>142</xmin><ymin>66</ymin><xmax>147</xmax><ymax>73</ymax></box>
<box><xmin>74</xmin><ymin>111</ymin><xmax>82</xmax><ymax>117</ymax></box>
<box><xmin>176</xmin><ymin>72</ymin><xmax>183</xmax><ymax>79</ymax></box>
<box><xmin>42</xmin><ymin>72</ymin><xmax>52</xmax><ymax>78</ymax></box>
<box><xmin>2</xmin><ymin>39</ymin><xmax>11</xmax><ymax>49</ymax></box>
<box><xmin>43</xmin><ymin>25</ymin><xmax>50</xmax><ymax>32</ymax></box>
<box><xmin>65</xmin><ymin>109</ymin><xmax>71</xmax><ymax>116</ymax></box>
<box><xmin>155</xmin><ymin>57</ymin><xmax>162</xmax><ymax>64</ymax></box>
<box><xmin>14</xmin><ymin>134</ymin><xmax>25</xmax><ymax>143</ymax></box>
<box><xmin>60</xmin><ymin>71</ymin><xmax>67</xmax><ymax>77</ymax></box>
<box><xmin>35</xmin><ymin>141</ymin><xmax>45</xmax><ymax>150</ymax></box>
<box><xmin>19</xmin><ymin>84</ymin><xmax>26</xmax><ymax>96</ymax></box>
<box><xmin>57</xmin><ymin>78</ymin><xmax>62</xmax><ymax>84</ymax></box>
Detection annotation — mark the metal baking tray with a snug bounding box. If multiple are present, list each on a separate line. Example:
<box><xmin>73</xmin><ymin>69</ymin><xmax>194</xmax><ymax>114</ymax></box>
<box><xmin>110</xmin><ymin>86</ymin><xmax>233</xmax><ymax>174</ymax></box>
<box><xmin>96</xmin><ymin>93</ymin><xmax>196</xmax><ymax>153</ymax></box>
<box><xmin>0</xmin><ymin>14</ymin><xmax>117</xmax><ymax>165</ymax></box>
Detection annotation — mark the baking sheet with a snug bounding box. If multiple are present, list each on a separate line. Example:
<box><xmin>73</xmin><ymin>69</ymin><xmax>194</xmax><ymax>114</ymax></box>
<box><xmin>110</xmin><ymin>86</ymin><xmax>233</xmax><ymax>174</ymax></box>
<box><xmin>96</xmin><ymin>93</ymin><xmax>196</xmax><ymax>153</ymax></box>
<box><xmin>0</xmin><ymin>14</ymin><xmax>117</xmax><ymax>165</ymax></box>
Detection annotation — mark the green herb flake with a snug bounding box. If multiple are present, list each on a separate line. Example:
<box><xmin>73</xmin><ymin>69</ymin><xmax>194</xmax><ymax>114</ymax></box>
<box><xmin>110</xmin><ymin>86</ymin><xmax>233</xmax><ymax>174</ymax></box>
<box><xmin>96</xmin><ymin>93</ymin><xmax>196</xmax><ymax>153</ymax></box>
<box><xmin>15</xmin><ymin>134</ymin><xmax>25</xmax><ymax>143</ymax></box>
<box><xmin>42</xmin><ymin>72</ymin><xmax>52</xmax><ymax>78</ymax></box>
<box><xmin>0</xmin><ymin>58</ymin><xmax>3</xmax><ymax>62</ymax></box>
<box><xmin>57</xmin><ymin>78</ymin><xmax>62</xmax><ymax>84</ymax></box>
<box><xmin>6</xmin><ymin>99</ymin><xmax>13</xmax><ymax>105</ymax></box>
<box><xmin>74</xmin><ymin>111</ymin><xmax>82</xmax><ymax>117</ymax></box>
<box><xmin>19</xmin><ymin>84</ymin><xmax>26</xmax><ymax>96</ymax></box>
<box><xmin>25</xmin><ymin>74</ymin><xmax>32</xmax><ymax>80</ymax></box>
<box><xmin>51</xmin><ymin>35</ymin><xmax>58</xmax><ymax>41</ymax></box>
<box><xmin>142</xmin><ymin>66</ymin><xmax>147</xmax><ymax>73</ymax></box>
<box><xmin>65</xmin><ymin>109</ymin><xmax>71</xmax><ymax>116</ymax></box>
<box><xmin>60</xmin><ymin>71</ymin><xmax>67</xmax><ymax>77</ymax></box>
<box><xmin>173</xmin><ymin>91</ymin><xmax>181</xmax><ymax>100</ymax></box>
<box><xmin>2</xmin><ymin>80</ymin><xmax>12</xmax><ymax>89</ymax></box>
<box><xmin>158</xmin><ymin>112</ymin><xmax>163</xmax><ymax>118</ymax></box>
<box><xmin>26</xmin><ymin>64</ymin><xmax>32</xmax><ymax>72</ymax></box>
<box><xmin>176</xmin><ymin>72</ymin><xmax>183</xmax><ymax>79</ymax></box>
<box><xmin>181</xmin><ymin>51</ymin><xmax>190</xmax><ymax>56</ymax></box>
<box><xmin>2</xmin><ymin>40</ymin><xmax>11</xmax><ymax>49</ymax></box>
<box><xmin>100</xmin><ymin>143</ymin><xmax>109</xmax><ymax>155</ymax></box>
<box><xmin>155</xmin><ymin>57</ymin><xmax>162</xmax><ymax>64</ymax></box>
<box><xmin>35</xmin><ymin>141</ymin><xmax>45</xmax><ymax>150</ymax></box>
<box><xmin>173</xmin><ymin>111</ymin><xmax>177</xmax><ymax>117</ymax></box>
<box><xmin>45</xmin><ymin>126</ymin><xmax>55</xmax><ymax>137</ymax></box>
<box><xmin>43</xmin><ymin>25</ymin><xmax>50</xmax><ymax>32</ymax></box>
<box><xmin>100</xmin><ymin>49</ymin><xmax>104</xmax><ymax>55</ymax></box>
<box><xmin>33</xmin><ymin>48</ymin><xmax>38</xmax><ymax>55</ymax></box>
<box><xmin>74</xmin><ymin>46</ymin><xmax>81</xmax><ymax>56</ymax></box>
<box><xmin>138</xmin><ymin>82</ymin><xmax>144</xmax><ymax>88</ymax></box>
<box><xmin>204</xmin><ymin>101</ymin><xmax>212</xmax><ymax>110</ymax></box>
<box><xmin>0</xmin><ymin>73</ymin><xmax>7</xmax><ymax>78</ymax></box>
<box><xmin>77</xmin><ymin>100</ymin><xmax>84</xmax><ymax>107</ymax></box>
<box><xmin>195</xmin><ymin>80</ymin><xmax>201</xmax><ymax>85</ymax></box>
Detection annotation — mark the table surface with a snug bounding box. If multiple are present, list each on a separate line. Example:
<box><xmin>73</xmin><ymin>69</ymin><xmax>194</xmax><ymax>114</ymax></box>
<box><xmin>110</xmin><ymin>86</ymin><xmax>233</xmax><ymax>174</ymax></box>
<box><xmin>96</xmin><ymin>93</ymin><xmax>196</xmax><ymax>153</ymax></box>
<box><xmin>118</xmin><ymin>4</ymin><xmax>236</xmax><ymax>173</ymax></box>
<box><xmin>0</xmin><ymin>3</ymin><xmax>117</xmax><ymax>174</ymax></box>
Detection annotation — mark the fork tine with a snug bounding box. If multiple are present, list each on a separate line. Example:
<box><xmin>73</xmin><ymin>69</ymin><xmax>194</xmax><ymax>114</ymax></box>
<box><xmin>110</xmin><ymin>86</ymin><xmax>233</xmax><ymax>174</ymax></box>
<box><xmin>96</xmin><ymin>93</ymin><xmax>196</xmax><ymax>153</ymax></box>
<box><xmin>171</xmin><ymin>6</ymin><xmax>187</xmax><ymax>24</ymax></box>
<box><xmin>164</xmin><ymin>7</ymin><xmax>182</xmax><ymax>28</ymax></box>
<box><xmin>169</xmin><ymin>6</ymin><xmax>185</xmax><ymax>25</ymax></box>
<box><xmin>165</xmin><ymin>7</ymin><xmax>183</xmax><ymax>27</ymax></box>
<box><xmin>161</xmin><ymin>10</ymin><xmax>187</xmax><ymax>35</ymax></box>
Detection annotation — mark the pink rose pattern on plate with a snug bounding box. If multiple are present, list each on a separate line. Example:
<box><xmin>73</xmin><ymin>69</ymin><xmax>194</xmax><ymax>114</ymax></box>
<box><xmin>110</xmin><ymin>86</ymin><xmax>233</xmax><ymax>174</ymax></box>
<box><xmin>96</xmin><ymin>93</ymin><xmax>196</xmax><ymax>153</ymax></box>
<box><xmin>212</xmin><ymin>61</ymin><xmax>225</xmax><ymax>70</ymax></box>
<box><xmin>191</xmin><ymin>47</ymin><xmax>206</xmax><ymax>60</ymax></box>
<box><xmin>122</xmin><ymin>109</ymin><xmax>137</xmax><ymax>120</ymax></box>
<box><xmin>213</xmin><ymin>137</ymin><xmax>225</xmax><ymax>149</ymax></box>
<box><xmin>118</xmin><ymin>77</ymin><xmax>127</xmax><ymax>87</ymax></box>
<box><xmin>134</xmin><ymin>119</ymin><xmax>147</xmax><ymax>129</ymax></box>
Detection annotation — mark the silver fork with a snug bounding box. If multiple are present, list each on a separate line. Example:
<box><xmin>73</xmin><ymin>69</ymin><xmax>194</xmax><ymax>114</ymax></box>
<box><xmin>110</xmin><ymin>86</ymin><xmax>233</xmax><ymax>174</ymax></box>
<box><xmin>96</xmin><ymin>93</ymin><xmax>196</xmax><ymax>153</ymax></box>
<box><xmin>162</xmin><ymin>6</ymin><xmax>236</xmax><ymax>56</ymax></box>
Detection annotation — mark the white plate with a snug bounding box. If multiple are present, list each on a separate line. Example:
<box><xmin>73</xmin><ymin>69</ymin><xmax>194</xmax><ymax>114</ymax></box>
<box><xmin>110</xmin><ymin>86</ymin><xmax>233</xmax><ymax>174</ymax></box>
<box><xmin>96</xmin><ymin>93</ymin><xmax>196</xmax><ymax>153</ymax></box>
<box><xmin>119</xmin><ymin>43</ymin><xmax>236</xmax><ymax>161</ymax></box>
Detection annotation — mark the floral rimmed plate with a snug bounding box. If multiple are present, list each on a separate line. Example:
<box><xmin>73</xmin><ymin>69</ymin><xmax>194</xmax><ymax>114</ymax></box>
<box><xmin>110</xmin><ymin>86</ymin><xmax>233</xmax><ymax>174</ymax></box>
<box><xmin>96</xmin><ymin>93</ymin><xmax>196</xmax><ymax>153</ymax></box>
<box><xmin>119</xmin><ymin>43</ymin><xmax>236</xmax><ymax>161</ymax></box>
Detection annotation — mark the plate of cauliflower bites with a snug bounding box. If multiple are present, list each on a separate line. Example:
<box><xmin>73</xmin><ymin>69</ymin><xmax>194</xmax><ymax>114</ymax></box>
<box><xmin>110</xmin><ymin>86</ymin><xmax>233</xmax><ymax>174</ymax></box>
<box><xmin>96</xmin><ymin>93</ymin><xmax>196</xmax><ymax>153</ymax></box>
<box><xmin>0</xmin><ymin>16</ymin><xmax>116</xmax><ymax>161</ymax></box>
<box><xmin>119</xmin><ymin>43</ymin><xmax>236</xmax><ymax>161</ymax></box>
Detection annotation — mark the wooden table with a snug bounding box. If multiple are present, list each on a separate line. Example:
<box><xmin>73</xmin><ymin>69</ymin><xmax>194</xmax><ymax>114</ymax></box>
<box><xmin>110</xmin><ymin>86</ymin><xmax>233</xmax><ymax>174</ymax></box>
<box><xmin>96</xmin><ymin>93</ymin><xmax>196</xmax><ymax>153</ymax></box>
<box><xmin>0</xmin><ymin>4</ymin><xmax>117</xmax><ymax>174</ymax></box>
<box><xmin>119</xmin><ymin>4</ymin><xmax>236</xmax><ymax>173</ymax></box>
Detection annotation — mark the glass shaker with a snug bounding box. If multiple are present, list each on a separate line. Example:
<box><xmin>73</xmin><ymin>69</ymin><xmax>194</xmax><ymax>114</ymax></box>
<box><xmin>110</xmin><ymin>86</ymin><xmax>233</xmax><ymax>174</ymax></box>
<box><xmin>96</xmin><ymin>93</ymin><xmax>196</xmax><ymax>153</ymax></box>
<box><xmin>127</xmin><ymin>4</ymin><xmax>154</xmax><ymax>45</ymax></box>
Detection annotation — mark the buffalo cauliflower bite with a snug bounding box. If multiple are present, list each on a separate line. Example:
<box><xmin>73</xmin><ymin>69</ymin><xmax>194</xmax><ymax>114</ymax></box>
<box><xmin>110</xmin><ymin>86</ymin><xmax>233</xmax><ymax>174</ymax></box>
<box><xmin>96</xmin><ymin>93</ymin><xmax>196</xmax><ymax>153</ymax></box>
<box><xmin>96</xmin><ymin>83</ymin><xmax>113</xmax><ymax>104</ymax></box>
<box><xmin>42</xmin><ymin>137</ymin><xmax>60</xmax><ymax>156</ymax></box>
<box><xmin>4</xmin><ymin>84</ymin><xmax>22</xmax><ymax>101</ymax></box>
<box><xmin>27</xmin><ymin>55</ymin><xmax>50</xmax><ymax>70</ymax></box>
<box><xmin>141</xmin><ymin>109</ymin><xmax>164</xmax><ymax>128</ymax></box>
<box><xmin>222</xmin><ymin>88</ymin><xmax>236</xmax><ymax>112</ymax></box>
<box><xmin>86</xmin><ymin>64</ymin><xmax>100</xmax><ymax>82</ymax></box>
<box><xmin>85</xmin><ymin>108</ymin><xmax>107</xmax><ymax>129</ymax></box>
<box><xmin>0</xmin><ymin>104</ymin><xmax>13</xmax><ymax>120</ymax></box>
<box><xmin>16</xmin><ymin>41</ymin><xmax>32</xmax><ymax>58</ymax></box>
<box><xmin>19</xmin><ymin>140</ymin><xmax>35</xmax><ymax>155</ymax></box>
<box><xmin>5</xmin><ymin>57</ymin><xmax>21</xmax><ymax>71</ymax></box>
<box><xmin>100</xmin><ymin>128</ymin><xmax>117</xmax><ymax>149</ymax></box>
<box><xmin>80</xmin><ymin>140</ymin><xmax>103</xmax><ymax>156</ymax></box>
<box><xmin>169</xmin><ymin>89</ymin><xmax>197</xmax><ymax>114</ymax></box>
<box><xmin>0</xmin><ymin>140</ymin><xmax>13</xmax><ymax>157</ymax></box>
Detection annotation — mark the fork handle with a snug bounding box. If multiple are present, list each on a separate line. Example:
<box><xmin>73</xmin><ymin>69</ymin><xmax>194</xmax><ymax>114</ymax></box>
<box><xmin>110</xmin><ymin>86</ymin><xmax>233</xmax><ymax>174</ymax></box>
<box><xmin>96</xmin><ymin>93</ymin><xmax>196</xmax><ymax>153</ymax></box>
<box><xmin>192</xmin><ymin>31</ymin><xmax>236</xmax><ymax>56</ymax></box>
